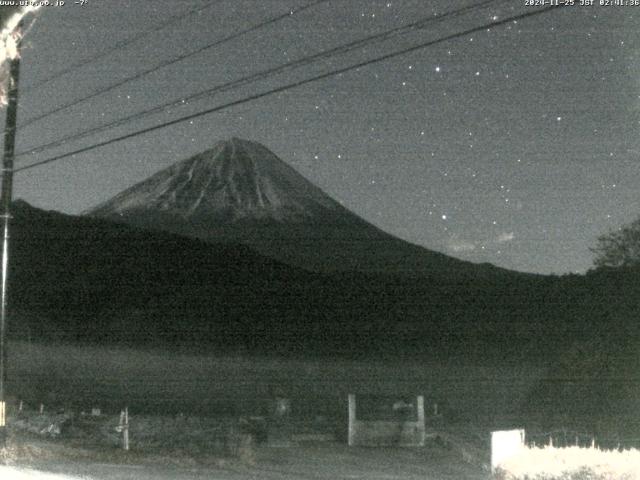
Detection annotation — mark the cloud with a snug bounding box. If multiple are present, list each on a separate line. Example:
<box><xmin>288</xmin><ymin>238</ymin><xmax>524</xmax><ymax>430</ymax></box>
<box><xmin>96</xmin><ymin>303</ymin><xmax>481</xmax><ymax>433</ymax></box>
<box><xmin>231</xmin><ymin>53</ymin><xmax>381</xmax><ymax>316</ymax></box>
<box><xmin>496</xmin><ymin>232</ymin><xmax>515</xmax><ymax>243</ymax></box>
<box><xmin>447</xmin><ymin>238</ymin><xmax>476</xmax><ymax>253</ymax></box>
<box><xmin>446</xmin><ymin>231</ymin><xmax>515</xmax><ymax>254</ymax></box>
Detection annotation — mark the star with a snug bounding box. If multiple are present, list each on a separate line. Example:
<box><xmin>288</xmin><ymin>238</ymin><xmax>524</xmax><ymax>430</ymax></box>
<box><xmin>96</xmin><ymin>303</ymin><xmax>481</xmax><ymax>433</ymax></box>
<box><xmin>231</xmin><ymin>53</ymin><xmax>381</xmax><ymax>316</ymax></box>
<box><xmin>13</xmin><ymin>0</ymin><xmax>634</xmax><ymax>276</ymax></box>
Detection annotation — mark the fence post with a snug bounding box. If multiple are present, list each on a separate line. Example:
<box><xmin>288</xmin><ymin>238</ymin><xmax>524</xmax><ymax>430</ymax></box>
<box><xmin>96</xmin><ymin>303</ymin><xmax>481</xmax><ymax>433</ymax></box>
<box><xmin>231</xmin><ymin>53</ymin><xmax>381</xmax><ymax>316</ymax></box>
<box><xmin>124</xmin><ymin>407</ymin><xmax>129</xmax><ymax>451</ymax></box>
<box><xmin>119</xmin><ymin>407</ymin><xmax>129</xmax><ymax>451</ymax></box>
<box><xmin>347</xmin><ymin>394</ymin><xmax>356</xmax><ymax>447</ymax></box>
<box><xmin>267</xmin><ymin>396</ymin><xmax>291</xmax><ymax>447</ymax></box>
<box><xmin>416</xmin><ymin>395</ymin><xmax>425</xmax><ymax>445</ymax></box>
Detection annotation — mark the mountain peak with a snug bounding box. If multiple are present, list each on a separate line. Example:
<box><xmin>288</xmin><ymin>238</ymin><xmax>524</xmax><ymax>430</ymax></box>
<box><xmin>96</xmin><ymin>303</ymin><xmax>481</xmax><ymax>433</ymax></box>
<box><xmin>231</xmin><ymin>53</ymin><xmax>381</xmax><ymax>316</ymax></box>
<box><xmin>227</xmin><ymin>136</ymin><xmax>250</xmax><ymax>145</ymax></box>
<box><xmin>88</xmin><ymin>139</ymin><xmax>341</xmax><ymax>223</ymax></box>
<box><xmin>87</xmin><ymin>138</ymin><xmax>522</xmax><ymax>279</ymax></box>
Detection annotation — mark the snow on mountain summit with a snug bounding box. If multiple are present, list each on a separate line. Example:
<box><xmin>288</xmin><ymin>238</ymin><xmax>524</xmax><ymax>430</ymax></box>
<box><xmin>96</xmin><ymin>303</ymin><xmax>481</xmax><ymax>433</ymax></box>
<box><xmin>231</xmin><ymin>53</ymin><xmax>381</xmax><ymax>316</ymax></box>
<box><xmin>87</xmin><ymin>137</ymin><xmax>509</xmax><ymax>279</ymax></box>
<box><xmin>89</xmin><ymin>137</ymin><xmax>341</xmax><ymax>222</ymax></box>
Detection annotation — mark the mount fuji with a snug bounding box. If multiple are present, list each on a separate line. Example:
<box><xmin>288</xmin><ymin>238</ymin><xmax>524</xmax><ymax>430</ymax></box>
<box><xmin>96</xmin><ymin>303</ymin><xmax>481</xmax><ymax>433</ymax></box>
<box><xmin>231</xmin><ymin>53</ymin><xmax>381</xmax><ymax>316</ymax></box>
<box><xmin>87</xmin><ymin>137</ymin><xmax>518</xmax><ymax>280</ymax></box>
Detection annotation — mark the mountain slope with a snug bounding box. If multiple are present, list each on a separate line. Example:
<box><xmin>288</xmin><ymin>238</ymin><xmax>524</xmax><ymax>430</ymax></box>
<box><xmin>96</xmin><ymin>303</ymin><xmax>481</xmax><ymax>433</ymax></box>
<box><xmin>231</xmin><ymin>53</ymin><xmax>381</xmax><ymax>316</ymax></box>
<box><xmin>90</xmin><ymin>138</ymin><xmax>342</xmax><ymax>223</ymax></box>
<box><xmin>87</xmin><ymin>137</ymin><xmax>522</xmax><ymax>281</ymax></box>
<box><xmin>9</xmin><ymin>200</ymin><xmax>316</xmax><ymax>347</ymax></box>
<box><xmin>10</xmin><ymin>200</ymin><xmax>640</xmax><ymax>434</ymax></box>
<box><xmin>8</xmin><ymin>200</ymin><xmax>560</xmax><ymax>358</ymax></box>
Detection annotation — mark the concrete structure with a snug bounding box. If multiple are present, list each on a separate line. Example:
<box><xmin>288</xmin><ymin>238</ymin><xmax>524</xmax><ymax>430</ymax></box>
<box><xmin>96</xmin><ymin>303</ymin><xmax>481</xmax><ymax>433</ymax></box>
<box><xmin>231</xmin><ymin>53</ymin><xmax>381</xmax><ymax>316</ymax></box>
<box><xmin>347</xmin><ymin>394</ymin><xmax>426</xmax><ymax>447</ymax></box>
<box><xmin>491</xmin><ymin>429</ymin><xmax>525</xmax><ymax>473</ymax></box>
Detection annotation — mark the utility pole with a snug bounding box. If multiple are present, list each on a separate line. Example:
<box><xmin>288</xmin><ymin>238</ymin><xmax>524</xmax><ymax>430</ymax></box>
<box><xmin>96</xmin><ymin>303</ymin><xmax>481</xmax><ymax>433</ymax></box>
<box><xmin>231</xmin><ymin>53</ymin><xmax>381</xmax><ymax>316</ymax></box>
<box><xmin>0</xmin><ymin>21</ymin><xmax>23</xmax><ymax>447</ymax></box>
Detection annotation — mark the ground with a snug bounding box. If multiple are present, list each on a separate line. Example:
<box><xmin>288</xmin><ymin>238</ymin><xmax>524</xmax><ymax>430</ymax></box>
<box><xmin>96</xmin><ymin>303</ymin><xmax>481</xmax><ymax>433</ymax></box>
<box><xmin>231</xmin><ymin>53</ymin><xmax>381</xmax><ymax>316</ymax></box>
<box><xmin>2</xmin><ymin>429</ymin><xmax>488</xmax><ymax>479</ymax></box>
<box><xmin>0</xmin><ymin>340</ymin><xmax>544</xmax><ymax>479</ymax></box>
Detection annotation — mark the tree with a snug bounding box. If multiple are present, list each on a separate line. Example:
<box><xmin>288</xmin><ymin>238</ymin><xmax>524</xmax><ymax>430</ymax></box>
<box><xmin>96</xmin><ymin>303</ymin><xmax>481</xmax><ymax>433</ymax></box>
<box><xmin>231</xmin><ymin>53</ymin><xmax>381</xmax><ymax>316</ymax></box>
<box><xmin>592</xmin><ymin>218</ymin><xmax>640</xmax><ymax>268</ymax></box>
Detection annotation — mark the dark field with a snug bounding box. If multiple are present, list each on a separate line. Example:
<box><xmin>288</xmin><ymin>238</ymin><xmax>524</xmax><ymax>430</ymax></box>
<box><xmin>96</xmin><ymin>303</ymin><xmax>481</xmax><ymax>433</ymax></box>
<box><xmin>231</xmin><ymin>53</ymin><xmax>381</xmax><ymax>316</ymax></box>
<box><xmin>6</xmin><ymin>340</ymin><xmax>542</xmax><ymax>425</ymax></box>
<box><xmin>5</xmin><ymin>341</ymin><xmax>640</xmax><ymax>480</ymax></box>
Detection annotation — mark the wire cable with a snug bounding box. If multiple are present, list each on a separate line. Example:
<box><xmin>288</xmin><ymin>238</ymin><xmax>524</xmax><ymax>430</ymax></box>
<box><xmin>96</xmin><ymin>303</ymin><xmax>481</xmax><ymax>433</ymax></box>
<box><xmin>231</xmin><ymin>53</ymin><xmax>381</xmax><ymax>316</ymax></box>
<box><xmin>14</xmin><ymin>4</ymin><xmax>564</xmax><ymax>175</ymax></box>
<box><xmin>17</xmin><ymin>0</ymin><xmax>507</xmax><ymax>158</ymax></box>
<box><xmin>23</xmin><ymin>0</ymin><xmax>217</xmax><ymax>93</ymax></box>
<box><xmin>19</xmin><ymin>0</ymin><xmax>331</xmax><ymax>128</ymax></box>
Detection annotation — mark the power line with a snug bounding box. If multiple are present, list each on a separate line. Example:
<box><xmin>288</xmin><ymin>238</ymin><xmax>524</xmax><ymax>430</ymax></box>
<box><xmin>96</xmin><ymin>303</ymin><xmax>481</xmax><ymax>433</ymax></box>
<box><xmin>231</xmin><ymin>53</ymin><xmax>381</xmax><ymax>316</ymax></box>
<box><xmin>23</xmin><ymin>1</ymin><xmax>217</xmax><ymax>94</ymax></box>
<box><xmin>19</xmin><ymin>0</ymin><xmax>331</xmax><ymax>129</ymax></box>
<box><xmin>14</xmin><ymin>4</ymin><xmax>564</xmax><ymax>175</ymax></box>
<box><xmin>17</xmin><ymin>0</ymin><xmax>507</xmax><ymax>158</ymax></box>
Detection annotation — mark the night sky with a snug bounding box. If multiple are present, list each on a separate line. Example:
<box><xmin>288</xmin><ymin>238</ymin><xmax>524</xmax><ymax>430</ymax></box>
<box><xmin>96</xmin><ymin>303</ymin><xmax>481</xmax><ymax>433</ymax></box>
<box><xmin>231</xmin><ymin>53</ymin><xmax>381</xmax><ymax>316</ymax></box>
<box><xmin>4</xmin><ymin>0</ymin><xmax>639</xmax><ymax>274</ymax></box>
